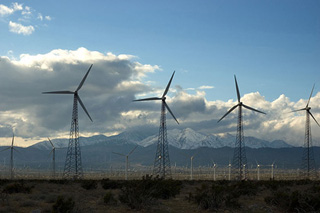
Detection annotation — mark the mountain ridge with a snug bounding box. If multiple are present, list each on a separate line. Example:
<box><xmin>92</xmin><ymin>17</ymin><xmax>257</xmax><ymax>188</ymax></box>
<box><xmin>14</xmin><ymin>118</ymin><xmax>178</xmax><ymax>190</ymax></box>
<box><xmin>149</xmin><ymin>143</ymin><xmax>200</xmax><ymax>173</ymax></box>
<box><xmin>30</xmin><ymin>128</ymin><xmax>292</xmax><ymax>150</ymax></box>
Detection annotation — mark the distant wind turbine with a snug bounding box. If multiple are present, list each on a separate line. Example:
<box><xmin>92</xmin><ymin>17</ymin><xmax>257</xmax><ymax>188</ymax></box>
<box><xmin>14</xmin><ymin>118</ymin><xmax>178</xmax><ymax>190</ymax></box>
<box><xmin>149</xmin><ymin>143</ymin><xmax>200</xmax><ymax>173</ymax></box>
<box><xmin>256</xmin><ymin>160</ymin><xmax>260</xmax><ymax>181</ymax></box>
<box><xmin>212</xmin><ymin>161</ymin><xmax>217</xmax><ymax>181</ymax></box>
<box><xmin>47</xmin><ymin>138</ymin><xmax>56</xmax><ymax>178</ymax></box>
<box><xmin>43</xmin><ymin>64</ymin><xmax>93</xmax><ymax>179</ymax></box>
<box><xmin>133</xmin><ymin>71</ymin><xmax>179</xmax><ymax>179</ymax></box>
<box><xmin>112</xmin><ymin>145</ymin><xmax>138</xmax><ymax>180</ymax></box>
<box><xmin>292</xmin><ymin>84</ymin><xmax>319</xmax><ymax>178</ymax></box>
<box><xmin>1</xmin><ymin>134</ymin><xmax>19</xmax><ymax>179</ymax></box>
<box><xmin>218</xmin><ymin>75</ymin><xmax>265</xmax><ymax>180</ymax></box>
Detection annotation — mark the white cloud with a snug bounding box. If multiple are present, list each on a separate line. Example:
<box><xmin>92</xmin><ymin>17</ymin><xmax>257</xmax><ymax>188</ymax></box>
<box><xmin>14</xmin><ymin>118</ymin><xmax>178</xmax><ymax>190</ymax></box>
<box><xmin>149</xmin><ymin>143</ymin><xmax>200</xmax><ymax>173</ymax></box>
<box><xmin>37</xmin><ymin>13</ymin><xmax>43</xmax><ymax>21</ymax></box>
<box><xmin>21</xmin><ymin>6</ymin><xmax>31</xmax><ymax>16</ymax></box>
<box><xmin>0</xmin><ymin>48</ymin><xmax>320</xmax><ymax>148</ymax></box>
<box><xmin>198</xmin><ymin>85</ymin><xmax>214</xmax><ymax>90</ymax></box>
<box><xmin>1</xmin><ymin>2</ymin><xmax>51</xmax><ymax>35</ymax></box>
<box><xmin>9</xmin><ymin>21</ymin><xmax>34</xmax><ymax>35</ymax></box>
<box><xmin>0</xmin><ymin>2</ymin><xmax>23</xmax><ymax>16</ymax></box>
<box><xmin>12</xmin><ymin>2</ymin><xmax>23</xmax><ymax>11</ymax></box>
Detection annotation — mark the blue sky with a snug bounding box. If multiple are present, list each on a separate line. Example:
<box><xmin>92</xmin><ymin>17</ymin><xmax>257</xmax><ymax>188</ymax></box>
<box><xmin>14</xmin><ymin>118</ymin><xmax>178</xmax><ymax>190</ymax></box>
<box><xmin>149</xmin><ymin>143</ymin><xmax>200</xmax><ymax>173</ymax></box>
<box><xmin>0</xmin><ymin>0</ymin><xmax>320</xmax><ymax>146</ymax></box>
<box><xmin>1</xmin><ymin>0</ymin><xmax>319</xmax><ymax>101</ymax></box>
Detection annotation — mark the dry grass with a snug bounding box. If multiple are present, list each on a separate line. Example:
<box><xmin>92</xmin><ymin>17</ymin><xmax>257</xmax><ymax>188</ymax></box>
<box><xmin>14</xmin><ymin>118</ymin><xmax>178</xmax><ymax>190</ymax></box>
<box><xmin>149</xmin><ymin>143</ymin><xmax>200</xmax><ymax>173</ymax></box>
<box><xmin>0</xmin><ymin>179</ymin><xmax>318</xmax><ymax>212</ymax></box>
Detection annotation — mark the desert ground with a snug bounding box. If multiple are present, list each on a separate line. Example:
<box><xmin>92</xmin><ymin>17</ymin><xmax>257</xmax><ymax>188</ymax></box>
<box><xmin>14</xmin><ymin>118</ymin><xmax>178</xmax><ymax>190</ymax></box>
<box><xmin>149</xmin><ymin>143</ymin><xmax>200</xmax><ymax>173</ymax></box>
<box><xmin>0</xmin><ymin>177</ymin><xmax>319</xmax><ymax>213</ymax></box>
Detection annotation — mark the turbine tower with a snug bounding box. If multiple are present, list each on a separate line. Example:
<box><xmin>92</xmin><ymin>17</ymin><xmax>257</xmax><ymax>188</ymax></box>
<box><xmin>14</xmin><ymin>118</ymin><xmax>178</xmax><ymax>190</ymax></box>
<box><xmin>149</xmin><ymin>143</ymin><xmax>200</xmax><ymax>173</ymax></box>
<box><xmin>134</xmin><ymin>71</ymin><xmax>179</xmax><ymax>179</ymax></box>
<box><xmin>292</xmin><ymin>84</ymin><xmax>319</xmax><ymax>179</ymax></box>
<box><xmin>112</xmin><ymin>145</ymin><xmax>138</xmax><ymax>180</ymax></box>
<box><xmin>43</xmin><ymin>64</ymin><xmax>93</xmax><ymax>179</ymax></box>
<box><xmin>218</xmin><ymin>75</ymin><xmax>265</xmax><ymax>180</ymax></box>
<box><xmin>256</xmin><ymin>160</ymin><xmax>260</xmax><ymax>181</ymax></box>
<box><xmin>1</xmin><ymin>134</ymin><xmax>18</xmax><ymax>179</ymax></box>
<box><xmin>48</xmin><ymin>138</ymin><xmax>56</xmax><ymax>178</ymax></box>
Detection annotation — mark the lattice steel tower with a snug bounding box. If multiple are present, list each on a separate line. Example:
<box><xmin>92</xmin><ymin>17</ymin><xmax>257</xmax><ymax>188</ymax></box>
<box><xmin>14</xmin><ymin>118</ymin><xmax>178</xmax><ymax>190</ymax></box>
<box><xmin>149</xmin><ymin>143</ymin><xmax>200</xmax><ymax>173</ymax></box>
<box><xmin>134</xmin><ymin>71</ymin><xmax>179</xmax><ymax>179</ymax></box>
<box><xmin>232</xmin><ymin>103</ymin><xmax>248</xmax><ymax>180</ymax></box>
<box><xmin>218</xmin><ymin>75</ymin><xmax>265</xmax><ymax>180</ymax></box>
<box><xmin>292</xmin><ymin>84</ymin><xmax>319</xmax><ymax>179</ymax></box>
<box><xmin>43</xmin><ymin>64</ymin><xmax>93</xmax><ymax>179</ymax></box>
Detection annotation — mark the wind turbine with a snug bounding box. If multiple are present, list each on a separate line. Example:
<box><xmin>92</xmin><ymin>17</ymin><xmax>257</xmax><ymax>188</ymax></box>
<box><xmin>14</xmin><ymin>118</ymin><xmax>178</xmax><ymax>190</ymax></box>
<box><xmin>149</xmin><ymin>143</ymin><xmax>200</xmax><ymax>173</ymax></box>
<box><xmin>256</xmin><ymin>160</ymin><xmax>260</xmax><ymax>181</ymax></box>
<box><xmin>213</xmin><ymin>162</ymin><xmax>217</xmax><ymax>181</ymax></box>
<box><xmin>269</xmin><ymin>161</ymin><xmax>275</xmax><ymax>180</ymax></box>
<box><xmin>47</xmin><ymin>138</ymin><xmax>56</xmax><ymax>178</ymax></box>
<box><xmin>228</xmin><ymin>161</ymin><xmax>232</xmax><ymax>181</ymax></box>
<box><xmin>43</xmin><ymin>64</ymin><xmax>93</xmax><ymax>179</ymax></box>
<box><xmin>190</xmin><ymin>154</ymin><xmax>197</xmax><ymax>181</ymax></box>
<box><xmin>133</xmin><ymin>71</ymin><xmax>179</xmax><ymax>179</ymax></box>
<box><xmin>292</xmin><ymin>84</ymin><xmax>319</xmax><ymax>178</ymax></box>
<box><xmin>218</xmin><ymin>75</ymin><xmax>266</xmax><ymax>180</ymax></box>
<box><xmin>112</xmin><ymin>145</ymin><xmax>138</xmax><ymax>180</ymax></box>
<box><xmin>1</xmin><ymin>134</ymin><xmax>19</xmax><ymax>179</ymax></box>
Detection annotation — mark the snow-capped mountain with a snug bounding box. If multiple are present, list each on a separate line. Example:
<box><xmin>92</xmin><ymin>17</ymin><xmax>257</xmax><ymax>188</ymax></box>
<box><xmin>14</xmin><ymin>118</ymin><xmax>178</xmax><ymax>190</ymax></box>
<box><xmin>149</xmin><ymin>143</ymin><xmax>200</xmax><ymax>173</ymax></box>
<box><xmin>30</xmin><ymin>128</ymin><xmax>292</xmax><ymax>150</ymax></box>
<box><xmin>31</xmin><ymin>135</ymin><xmax>109</xmax><ymax>150</ymax></box>
<box><xmin>137</xmin><ymin>128</ymin><xmax>292</xmax><ymax>149</ymax></box>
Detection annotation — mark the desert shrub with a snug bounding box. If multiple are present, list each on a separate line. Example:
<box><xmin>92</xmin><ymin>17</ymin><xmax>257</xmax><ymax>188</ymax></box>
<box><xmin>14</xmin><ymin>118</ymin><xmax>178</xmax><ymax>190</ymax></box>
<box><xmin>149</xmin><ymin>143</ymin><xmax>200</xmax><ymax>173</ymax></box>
<box><xmin>188</xmin><ymin>182</ymin><xmax>242</xmax><ymax>210</ymax></box>
<box><xmin>193</xmin><ymin>183</ymin><xmax>225</xmax><ymax>210</ymax></box>
<box><xmin>118</xmin><ymin>175</ymin><xmax>182</xmax><ymax>210</ymax></box>
<box><xmin>101</xmin><ymin>178</ymin><xmax>121</xmax><ymax>189</ymax></box>
<box><xmin>2</xmin><ymin>182</ymin><xmax>31</xmax><ymax>194</ymax></box>
<box><xmin>80</xmin><ymin>180</ymin><xmax>97</xmax><ymax>190</ymax></box>
<box><xmin>230</xmin><ymin>181</ymin><xmax>259</xmax><ymax>198</ymax></box>
<box><xmin>265</xmin><ymin>189</ymin><xmax>320</xmax><ymax>212</ymax></box>
<box><xmin>119</xmin><ymin>181</ymin><xmax>155</xmax><ymax>210</ymax></box>
<box><xmin>143</xmin><ymin>175</ymin><xmax>182</xmax><ymax>199</ymax></box>
<box><xmin>103</xmin><ymin>191</ymin><xmax>117</xmax><ymax>205</ymax></box>
<box><xmin>49</xmin><ymin>179</ymin><xmax>70</xmax><ymax>185</ymax></box>
<box><xmin>52</xmin><ymin>195</ymin><xmax>75</xmax><ymax>213</ymax></box>
<box><xmin>20</xmin><ymin>200</ymin><xmax>37</xmax><ymax>207</ymax></box>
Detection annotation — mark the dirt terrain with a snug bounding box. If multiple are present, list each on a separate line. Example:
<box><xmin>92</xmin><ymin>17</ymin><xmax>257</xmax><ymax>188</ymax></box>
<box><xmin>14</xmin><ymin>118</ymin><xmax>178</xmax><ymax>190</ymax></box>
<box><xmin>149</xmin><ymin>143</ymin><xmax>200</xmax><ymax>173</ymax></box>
<box><xmin>0</xmin><ymin>178</ymin><xmax>319</xmax><ymax>213</ymax></box>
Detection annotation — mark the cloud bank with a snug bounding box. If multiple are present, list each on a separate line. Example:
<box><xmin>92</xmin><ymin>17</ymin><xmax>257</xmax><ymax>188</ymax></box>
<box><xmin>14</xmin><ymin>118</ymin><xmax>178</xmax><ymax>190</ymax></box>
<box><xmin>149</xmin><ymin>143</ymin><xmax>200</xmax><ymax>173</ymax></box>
<box><xmin>0</xmin><ymin>47</ymin><xmax>319</xmax><ymax>147</ymax></box>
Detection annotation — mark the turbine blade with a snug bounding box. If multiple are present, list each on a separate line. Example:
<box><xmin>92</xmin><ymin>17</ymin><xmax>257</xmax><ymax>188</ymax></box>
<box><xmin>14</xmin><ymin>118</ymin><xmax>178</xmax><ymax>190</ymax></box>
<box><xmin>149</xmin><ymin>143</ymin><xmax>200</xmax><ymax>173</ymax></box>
<box><xmin>112</xmin><ymin>151</ymin><xmax>125</xmax><ymax>156</ymax></box>
<box><xmin>1</xmin><ymin>147</ymin><xmax>10</xmax><ymax>152</ymax></box>
<box><xmin>234</xmin><ymin>75</ymin><xmax>241</xmax><ymax>103</ymax></box>
<box><xmin>309</xmin><ymin>111</ymin><xmax>320</xmax><ymax>127</ymax></box>
<box><xmin>48</xmin><ymin>137</ymin><xmax>54</xmax><ymax>148</ymax></box>
<box><xmin>242</xmin><ymin>104</ymin><xmax>266</xmax><ymax>114</ymax></box>
<box><xmin>306</xmin><ymin>83</ymin><xmax>315</xmax><ymax>107</ymax></box>
<box><xmin>133</xmin><ymin>97</ymin><xmax>162</xmax><ymax>102</ymax></box>
<box><xmin>163</xmin><ymin>101</ymin><xmax>179</xmax><ymax>124</ymax></box>
<box><xmin>162</xmin><ymin>71</ymin><xmax>175</xmax><ymax>98</ymax></box>
<box><xmin>217</xmin><ymin>104</ymin><xmax>238</xmax><ymax>122</ymax></box>
<box><xmin>291</xmin><ymin>108</ymin><xmax>306</xmax><ymax>113</ymax></box>
<box><xmin>11</xmin><ymin>134</ymin><xmax>14</xmax><ymax>147</ymax></box>
<box><xmin>77</xmin><ymin>95</ymin><xmax>93</xmax><ymax>122</ymax></box>
<box><xmin>49</xmin><ymin>149</ymin><xmax>53</xmax><ymax>156</ymax></box>
<box><xmin>42</xmin><ymin>91</ymin><xmax>74</xmax><ymax>94</ymax></box>
<box><xmin>76</xmin><ymin>64</ymin><xmax>93</xmax><ymax>92</ymax></box>
<box><xmin>128</xmin><ymin>145</ymin><xmax>138</xmax><ymax>156</ymax></box>
<box><xmin>13</xmin><ymin>147</ymin><xmax>21</xmax><ymax>154</ymax></box>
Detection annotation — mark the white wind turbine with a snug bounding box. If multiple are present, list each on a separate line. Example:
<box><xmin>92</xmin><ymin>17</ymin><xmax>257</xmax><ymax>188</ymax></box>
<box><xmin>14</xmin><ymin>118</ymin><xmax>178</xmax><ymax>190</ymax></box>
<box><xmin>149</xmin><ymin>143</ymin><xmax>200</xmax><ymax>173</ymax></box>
<box><xmin>213</xmin><ymin>162</ymin><xmax>217</xmax><ymax>181</ymax></box>
<box><xmin>228</xmin><ymin>161</ymin><xmax>232</xmax><ymax>181</ymax></box>
<box><xmin>112</xmin><ymin>145</ymin><xmax>138</xmax><ymax>180</ymax></box>
<box><xmin>256</xmin><ymin>160</ymin><xmax>260</xmax><ymax>181</ymax></box>
<box><xmin>190</xmin><ymin>154</ymin><xmax>197</xmax><ymax>180</ymax></box>
<box><xmin>48</xmin><ymin>138</ymin><xmax>56</xmax><ymax>178</ymax></box>
<box><xmin>1</xmin><ymin>134</ymin><xmax>19</xmax><ymax>179</ymax></box>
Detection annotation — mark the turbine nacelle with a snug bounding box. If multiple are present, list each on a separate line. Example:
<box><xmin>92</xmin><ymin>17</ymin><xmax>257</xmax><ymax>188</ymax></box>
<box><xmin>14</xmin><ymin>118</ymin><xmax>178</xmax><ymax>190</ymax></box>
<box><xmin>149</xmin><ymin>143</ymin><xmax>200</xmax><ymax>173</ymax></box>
<box><xmin>133</xmin><ymin>71</ymin><xmax>179</xmax><ymax>124</ymax></box>
<box><xmin>218</xmin><ymin>75</ymin><xmax>265</xmax><ymax>123</ymax></box>
<box><xmin>291</xmin><ymin>84</ymin><xmax>319</xmax><ymax>127</ymax></box>
<box><xmin>42</xmin><ymin>64</ymin><xmax>93</xmax><ymax>122</ymax></box>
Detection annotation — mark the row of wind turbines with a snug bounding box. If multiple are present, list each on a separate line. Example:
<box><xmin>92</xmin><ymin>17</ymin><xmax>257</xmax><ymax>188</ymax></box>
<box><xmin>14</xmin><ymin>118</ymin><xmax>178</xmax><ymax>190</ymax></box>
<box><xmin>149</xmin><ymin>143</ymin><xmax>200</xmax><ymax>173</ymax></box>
<box><xmin>1</xmin><ymin>64</ymin><xmax>319</xmax><ymax>180</ymax></box>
